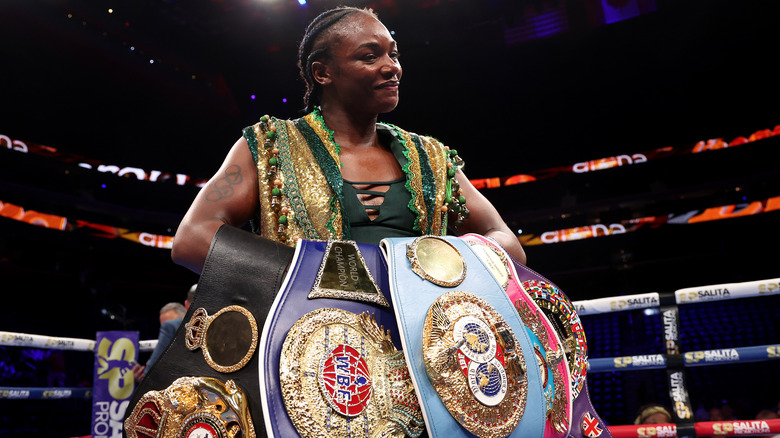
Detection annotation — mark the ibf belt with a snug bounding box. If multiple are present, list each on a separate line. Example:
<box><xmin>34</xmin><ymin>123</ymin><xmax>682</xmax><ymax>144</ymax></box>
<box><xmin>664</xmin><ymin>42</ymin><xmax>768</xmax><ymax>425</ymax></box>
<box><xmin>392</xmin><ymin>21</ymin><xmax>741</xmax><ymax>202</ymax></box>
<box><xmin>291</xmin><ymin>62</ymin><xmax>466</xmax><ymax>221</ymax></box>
<box><xmin>382</xmin><ymin>235</ymin><xmax>546</xmax><ymax>438</ymax></box>
<box><xmin>507</xmin><ymin>248</ymin><xmax>613</xmax><ymax>438</ymax></box>
<box><xmin>460</xmin><ymin>234</ymin><xmax>573</xmax><ymax>438</ymax></box>
<box><xmin>259</xmin><ymin>239</ymin><xmax>424</xmax><ymax>438</ymax></box>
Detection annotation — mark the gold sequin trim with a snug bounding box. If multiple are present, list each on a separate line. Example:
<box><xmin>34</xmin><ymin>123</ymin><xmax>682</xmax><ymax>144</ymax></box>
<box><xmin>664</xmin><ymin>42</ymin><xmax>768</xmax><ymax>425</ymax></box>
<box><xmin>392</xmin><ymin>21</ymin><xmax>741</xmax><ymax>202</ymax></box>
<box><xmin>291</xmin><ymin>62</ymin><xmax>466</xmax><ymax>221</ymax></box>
<box><xmin>419</xmin><ymin>136</ymin><xmax>450</xmax><ymax>235</ymax></box>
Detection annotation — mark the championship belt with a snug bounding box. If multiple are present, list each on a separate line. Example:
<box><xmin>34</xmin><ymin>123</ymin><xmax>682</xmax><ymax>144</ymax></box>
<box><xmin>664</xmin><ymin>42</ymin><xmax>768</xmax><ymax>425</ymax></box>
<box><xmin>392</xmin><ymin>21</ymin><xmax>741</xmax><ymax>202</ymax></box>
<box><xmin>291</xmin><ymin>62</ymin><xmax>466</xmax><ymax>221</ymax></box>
<box><xmin>381</xmin><ymin>235</ymin><xmax>546</xmax><ymax>438</ymax></box>
<box><xmin>504</xmin><ymin>245</ymin><xmax>613</xmax><ymax>438</ymax></box>
<box><xmin>460</xmin><ymin>234</ymin><xmax>573</xmax><ymax>438</ymax></box>
<box><xmin>126</xmin><ymin>377</ymin><xmax>255</xmax><ymax>438</ymax></box>
<box><xmin>124</xmin><ymin>224</ymin><xmax>296</xmax><ymax>438</ymax></box>
<box><xmin>259</xmin><ymin>239</ymin><xmax>425</xmax><ymax>438</ymax></box>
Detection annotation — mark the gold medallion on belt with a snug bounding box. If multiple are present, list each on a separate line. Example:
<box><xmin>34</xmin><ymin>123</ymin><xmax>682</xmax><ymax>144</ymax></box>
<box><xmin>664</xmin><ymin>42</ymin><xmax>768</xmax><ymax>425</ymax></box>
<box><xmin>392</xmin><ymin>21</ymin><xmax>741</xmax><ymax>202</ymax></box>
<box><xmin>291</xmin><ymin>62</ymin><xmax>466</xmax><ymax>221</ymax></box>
<box><xmin>423</xmin><ymin>291</ymin><xmax>528</xmax><ymax>438</ymax></box>
<box><xmin>466</xmin><ymin>240</ymin><xmax>510</xmax><ymax>290</ymax></box>
<box><xmin>406</xmin><ymin>236</ymin><xmax>467</xmax><ymax>287</ymax></box>
<box><xmin>184</xmin><ymin>305</ymin><xmax>258</xmax><ymax>374</ymax></box>
<box><xmin>280</xmin><ymin>308</ymin><xmax>424</xmax><ymax>438</ymax></box>
<box><xmin>124</xmin><ymin>376</ymin><xmax>255</xmax><ymax>438</ymax></box>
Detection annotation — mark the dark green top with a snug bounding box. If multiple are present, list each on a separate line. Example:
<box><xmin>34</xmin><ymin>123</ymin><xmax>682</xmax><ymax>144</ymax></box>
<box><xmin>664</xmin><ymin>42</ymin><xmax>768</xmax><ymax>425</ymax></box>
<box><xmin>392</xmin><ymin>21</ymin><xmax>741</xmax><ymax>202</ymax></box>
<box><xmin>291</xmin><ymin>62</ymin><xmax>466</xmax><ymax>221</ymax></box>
<box><xmin>341</xmin><ymin>124</ymin><xmax>417</xmax><ymax>245</ymax></box>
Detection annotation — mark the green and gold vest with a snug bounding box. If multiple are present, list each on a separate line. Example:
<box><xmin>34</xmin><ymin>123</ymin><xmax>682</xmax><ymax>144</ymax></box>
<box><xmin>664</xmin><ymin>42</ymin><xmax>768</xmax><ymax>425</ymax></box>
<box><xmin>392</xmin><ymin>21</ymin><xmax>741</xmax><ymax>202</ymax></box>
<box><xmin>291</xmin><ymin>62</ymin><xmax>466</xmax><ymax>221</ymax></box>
<box><xmin>242</xmin><ymin>110</ymin><xmax>467</xmax><ymax>246</ymax></box>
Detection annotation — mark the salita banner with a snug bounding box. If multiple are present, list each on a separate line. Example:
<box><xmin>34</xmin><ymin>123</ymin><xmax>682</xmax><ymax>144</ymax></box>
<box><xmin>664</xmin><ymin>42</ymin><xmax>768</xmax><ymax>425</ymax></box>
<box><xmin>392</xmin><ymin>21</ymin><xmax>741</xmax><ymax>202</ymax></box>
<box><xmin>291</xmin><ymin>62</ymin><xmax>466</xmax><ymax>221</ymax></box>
<box><xmin>91</xmin><ymin>331</ymin><xmax>139</xmax><ymax>438</ymax></box>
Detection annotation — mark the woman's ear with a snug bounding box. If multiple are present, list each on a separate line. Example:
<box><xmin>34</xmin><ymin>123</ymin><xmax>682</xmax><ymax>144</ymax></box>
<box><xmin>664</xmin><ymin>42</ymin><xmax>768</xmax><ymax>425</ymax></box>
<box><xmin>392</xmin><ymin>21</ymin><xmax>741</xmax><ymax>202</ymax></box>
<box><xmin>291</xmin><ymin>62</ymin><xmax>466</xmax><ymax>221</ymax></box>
<box><xmin>311</xmin><ymin>61</ymin><xmax>331</xmax><ymax>86</ymax></box>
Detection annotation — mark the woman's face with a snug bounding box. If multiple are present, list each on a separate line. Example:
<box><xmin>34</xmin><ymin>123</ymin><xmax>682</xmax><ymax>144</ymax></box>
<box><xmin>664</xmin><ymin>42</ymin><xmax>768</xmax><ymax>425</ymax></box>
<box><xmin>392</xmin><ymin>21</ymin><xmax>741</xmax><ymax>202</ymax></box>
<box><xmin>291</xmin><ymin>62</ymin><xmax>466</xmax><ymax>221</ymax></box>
<box><xmin>321</xmin><ymin>13</ymin><xmax>402</xmax><ymax>115</ymax></box>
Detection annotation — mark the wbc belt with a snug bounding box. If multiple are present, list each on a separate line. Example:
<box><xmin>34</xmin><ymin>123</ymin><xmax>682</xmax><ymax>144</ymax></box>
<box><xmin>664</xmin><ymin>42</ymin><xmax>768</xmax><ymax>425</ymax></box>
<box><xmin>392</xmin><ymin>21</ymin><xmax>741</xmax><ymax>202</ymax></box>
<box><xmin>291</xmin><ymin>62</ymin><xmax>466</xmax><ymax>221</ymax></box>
<box><xmin>504</xmin><ymin>243</ymin><xmax>613</xmax><ymax>438</ymax></box>
<box><xmin>460</xmin><ymin>233</ymin><xmax>573</xmax><ymax>438</ymax></box>
<box><xmin>381</xmin><ymin>235</ymin><xmax>546</xmax><ymax>438</ymax></box>
<box><xmin>259</xmin><ymin>239</ymin><xmax>424</xmax><ymax>438</ymax></box>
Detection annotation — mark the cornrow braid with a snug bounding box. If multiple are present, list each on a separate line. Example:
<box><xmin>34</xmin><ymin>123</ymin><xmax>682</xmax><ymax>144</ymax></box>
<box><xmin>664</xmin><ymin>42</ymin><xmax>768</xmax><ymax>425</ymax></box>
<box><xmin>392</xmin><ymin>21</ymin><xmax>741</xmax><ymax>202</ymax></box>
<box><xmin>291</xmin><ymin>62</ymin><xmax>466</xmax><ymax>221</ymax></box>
<box><xmin>297</xmin><ymin>6</ymin><xmax>378</xmax><ymax>113</ymax></box>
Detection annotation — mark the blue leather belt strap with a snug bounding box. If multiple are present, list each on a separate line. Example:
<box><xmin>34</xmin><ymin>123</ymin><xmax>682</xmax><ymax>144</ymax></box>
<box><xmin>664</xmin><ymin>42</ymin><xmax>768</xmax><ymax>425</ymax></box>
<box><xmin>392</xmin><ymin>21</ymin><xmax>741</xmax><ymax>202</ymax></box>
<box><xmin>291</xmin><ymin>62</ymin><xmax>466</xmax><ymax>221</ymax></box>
<box><xmin>381</xmin><ymin>236</ymin><xmax>546</xmax><ymax>438</ymax></box>
<box><xmin>258</xmin><ymin>239</ymin><xmax>399</xmax><ymax>437</ymax></box>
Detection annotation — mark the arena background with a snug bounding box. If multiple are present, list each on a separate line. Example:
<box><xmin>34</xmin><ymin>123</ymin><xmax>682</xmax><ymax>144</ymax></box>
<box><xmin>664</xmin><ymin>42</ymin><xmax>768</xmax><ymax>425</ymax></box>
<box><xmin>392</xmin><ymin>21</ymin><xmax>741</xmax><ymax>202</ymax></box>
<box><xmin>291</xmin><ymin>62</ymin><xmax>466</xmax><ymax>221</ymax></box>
<box><xmin>1</xmin><ymin>0</ymin><xmax>778</xmax><ymax>436</ymax></box>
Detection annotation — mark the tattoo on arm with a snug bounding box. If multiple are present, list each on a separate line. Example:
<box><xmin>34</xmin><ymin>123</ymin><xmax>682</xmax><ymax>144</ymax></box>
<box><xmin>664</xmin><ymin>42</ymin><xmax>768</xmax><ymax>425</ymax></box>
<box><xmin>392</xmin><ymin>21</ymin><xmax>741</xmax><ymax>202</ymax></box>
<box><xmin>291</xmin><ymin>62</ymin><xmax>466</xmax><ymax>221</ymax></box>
<box><xmin>205</xmin><ymin>165</ymin><xmax>244</xmax><ymax>201</ymax></box>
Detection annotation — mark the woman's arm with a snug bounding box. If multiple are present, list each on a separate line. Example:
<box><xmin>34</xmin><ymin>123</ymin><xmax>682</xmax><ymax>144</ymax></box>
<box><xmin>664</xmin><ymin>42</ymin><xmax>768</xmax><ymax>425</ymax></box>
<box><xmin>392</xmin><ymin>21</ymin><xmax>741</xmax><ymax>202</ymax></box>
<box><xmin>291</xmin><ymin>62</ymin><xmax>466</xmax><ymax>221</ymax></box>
<box><xmin>451</xmin><ymin>169</ymin><xmax>527</xmax><ymax>265</ymax></box>
<box><xmin>171</xmin><ymin>137</ymin><xmax>260</xmax><ymax>274</ymax></box>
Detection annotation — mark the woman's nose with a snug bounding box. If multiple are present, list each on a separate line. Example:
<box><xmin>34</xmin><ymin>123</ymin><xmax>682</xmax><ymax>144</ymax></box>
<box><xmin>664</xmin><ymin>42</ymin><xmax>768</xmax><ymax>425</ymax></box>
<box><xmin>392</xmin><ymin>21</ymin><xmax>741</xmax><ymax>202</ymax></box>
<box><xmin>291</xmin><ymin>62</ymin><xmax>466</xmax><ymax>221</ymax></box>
<box><xmin>381</xmin><ymin>56</ymin><xmax>401</xmax><ymax>78</ymax></box>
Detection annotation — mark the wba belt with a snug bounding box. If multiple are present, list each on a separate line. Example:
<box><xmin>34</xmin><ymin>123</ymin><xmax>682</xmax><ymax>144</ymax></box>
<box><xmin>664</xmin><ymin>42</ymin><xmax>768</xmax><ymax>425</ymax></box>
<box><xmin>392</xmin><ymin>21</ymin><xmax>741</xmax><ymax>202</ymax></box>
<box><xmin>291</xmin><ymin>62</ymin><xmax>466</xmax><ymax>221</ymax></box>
<box><xmin>460</xmin><ymin>233</ymin><xmax>573</xmax><ymax>438</ymax></box>
<box><xmin>259</xmin><ymin>239</ymin><xmax>425</xmax><ymax>438</ymax></box>
<box><xmin>124</xmin><ymin>225</ymin><xmax>295</xmax><ymax>438</ymax></box>
<box><xmin>381</xmin><ymin>235</ymin><xmax>546</xmax><ymax>438</ymax></box>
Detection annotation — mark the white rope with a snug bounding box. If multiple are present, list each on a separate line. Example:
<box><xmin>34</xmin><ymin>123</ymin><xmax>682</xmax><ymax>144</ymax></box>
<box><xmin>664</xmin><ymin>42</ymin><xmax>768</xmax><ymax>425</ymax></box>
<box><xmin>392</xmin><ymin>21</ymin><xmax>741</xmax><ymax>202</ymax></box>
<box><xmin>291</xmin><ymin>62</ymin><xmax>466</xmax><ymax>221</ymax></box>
<box><xmin>674</xmin><ymin>277</ymin><xmax>780</xmax><ymax>304</ymax></box>
<box><xmin>0</xmin><ymin>332</ymin><xmax>96</xmax><ymax>351</ymax></box>
<box><xmin>0</xmin><ymin>332</ymin><xmax>156</xmax><ymax>352</ymax></box>
<box><xmin>2</xmin><ymin>278</ymin><xmax>777</xmax><ymax>350</ymax></box>
<box><xmin>139</xmin><ymin>339</ymin><xmax>158</xmax><ymax>351</ymax></box>
<box><xmin>574</xmin><ymin>292</ymin><xmax>660</xmax><ymax>316</ymax></box>
<box><xmin>572</xmin><ymin>277</ymin><xmax>780</xmax><ymax>315</ymax></box>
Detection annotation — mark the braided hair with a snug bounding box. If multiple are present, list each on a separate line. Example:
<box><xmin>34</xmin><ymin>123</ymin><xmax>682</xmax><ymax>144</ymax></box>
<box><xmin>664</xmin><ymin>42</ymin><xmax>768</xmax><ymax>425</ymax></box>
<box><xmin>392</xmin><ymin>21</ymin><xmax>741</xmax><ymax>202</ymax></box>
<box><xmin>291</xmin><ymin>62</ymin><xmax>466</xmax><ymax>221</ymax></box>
<box><xmin>297</xmin><ymin>6</ymin><xmax>378</xmax><ymax>113</ymax></box>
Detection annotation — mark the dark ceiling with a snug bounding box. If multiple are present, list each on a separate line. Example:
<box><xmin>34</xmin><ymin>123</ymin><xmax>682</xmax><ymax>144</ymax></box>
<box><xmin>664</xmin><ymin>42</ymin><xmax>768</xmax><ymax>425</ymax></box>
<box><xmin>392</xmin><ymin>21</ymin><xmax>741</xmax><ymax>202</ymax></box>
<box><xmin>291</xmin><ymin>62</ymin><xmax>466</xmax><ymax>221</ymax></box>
<box><xmin>3</xmin><ymin>0</ymin><xmax>778</xmax><ymax>179</ymax></box>
<box><xmin>1</xmin><ymin>0</ymin><xmax>778</xmax><ymax>338</ymax></box>
<box><xmin>1</xmin><ymin>3</ymin><xmax>779</xmax><ymax>432</ymax></box>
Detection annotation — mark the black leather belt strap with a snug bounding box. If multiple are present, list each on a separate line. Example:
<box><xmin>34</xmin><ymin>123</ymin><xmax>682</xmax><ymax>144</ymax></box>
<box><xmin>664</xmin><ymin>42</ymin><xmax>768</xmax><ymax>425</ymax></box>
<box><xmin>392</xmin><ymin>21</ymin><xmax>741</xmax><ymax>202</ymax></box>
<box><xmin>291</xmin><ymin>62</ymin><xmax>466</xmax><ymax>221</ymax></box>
<box><xmin>124</xmin><ymin>224</ymin><xmax>294</xmax><ymax>438</ymax></box>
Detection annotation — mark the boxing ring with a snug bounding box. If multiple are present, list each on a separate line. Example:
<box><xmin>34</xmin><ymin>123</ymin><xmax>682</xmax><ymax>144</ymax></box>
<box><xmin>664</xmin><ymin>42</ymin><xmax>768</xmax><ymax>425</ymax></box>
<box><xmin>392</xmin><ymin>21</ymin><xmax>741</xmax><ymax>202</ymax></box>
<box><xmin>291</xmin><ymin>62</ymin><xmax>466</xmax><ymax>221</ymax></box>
<box><xmin>2</xmin><ymin>277</ymin><xmax>778</xmax><ymax>437</ymax></box>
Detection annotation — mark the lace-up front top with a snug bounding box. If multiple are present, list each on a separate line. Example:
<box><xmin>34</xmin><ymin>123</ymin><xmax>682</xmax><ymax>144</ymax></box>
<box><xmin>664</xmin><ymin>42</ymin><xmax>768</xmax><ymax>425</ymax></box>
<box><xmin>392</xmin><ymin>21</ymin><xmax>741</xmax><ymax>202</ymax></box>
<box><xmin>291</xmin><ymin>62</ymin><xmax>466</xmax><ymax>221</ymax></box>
<box><xmin>340</xmin><ymin>125</ymin><xmax>417</xmax><ymax>244</ymax></box>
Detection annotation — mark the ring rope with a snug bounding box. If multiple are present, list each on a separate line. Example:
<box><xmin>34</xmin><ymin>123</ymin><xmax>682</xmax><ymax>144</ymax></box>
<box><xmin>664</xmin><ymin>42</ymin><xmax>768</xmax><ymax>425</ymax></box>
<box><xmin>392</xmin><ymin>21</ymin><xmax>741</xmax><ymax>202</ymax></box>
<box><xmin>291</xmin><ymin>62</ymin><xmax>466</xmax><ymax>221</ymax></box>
<box><xmin>0</xmin><ymin>387</ymin><xmax>93</xmax><ymax>400</ymax></box>
<box><xmin>1</xmin><ymin>275</ymin><xmax>777</xmax><ymax>438</ymax></box>
<box><xmin>609</xmin><ymin>419</ymin><xmax>780</xmax><ymax>438</ymax></box>
<box><xmin>588</xmin><ymin>344</ymin><xmax>780</xmax><ymax>372</ymax></box>
<box><xmin>4</xmin><ymin>382</ymin><xmax>775</xmax><ymax>438</ymax></box>
<box><xmin>1</xmin><ymin>277</ymin><xmax>775</xmax><ymax>352</ymax></box>
<box><xmin>0</xmin><ymin>332</ymin><xmax>157</xmax><ymax>352</ymax></box>
<box><xmin>574</xmin><ymin>277</ymin><xmax>780</xmax><ymax>316</ymax></box>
